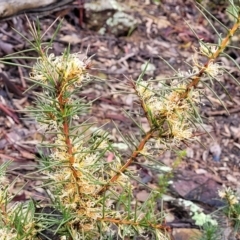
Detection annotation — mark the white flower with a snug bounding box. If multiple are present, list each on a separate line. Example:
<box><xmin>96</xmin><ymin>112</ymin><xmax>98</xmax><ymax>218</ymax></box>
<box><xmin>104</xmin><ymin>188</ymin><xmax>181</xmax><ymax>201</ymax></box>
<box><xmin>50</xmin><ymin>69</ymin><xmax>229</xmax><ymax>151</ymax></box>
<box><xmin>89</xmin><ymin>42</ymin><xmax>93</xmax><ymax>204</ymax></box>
<box><xmin>204</xmin><ymin>61</ymin><xmax>222</xmax><ymax>78</ymax></box>
<box><xmin>0</xmin><ymin>228</ymin><xmax>17</xmax><ymax>240</ymax></box>
<box><xmin>199</xmin><ymin>42</ymin><xmax>218</xmax><ymax>57</ymax></box>
<box><xmin>218</xmin><ymin>187</ymin><xmax>239</xmax><ymax>205</ymax></box>
<box><xmin>31</xmin><ymin>53</ymin><xmax>88</xmax><ymax>86</ymax></box>
<box><xmin>218</xmin><ymin>189</ymin><xmax>226</xmax><ymax>198</ymax></box>
<box><xmin>136</xmin><ymin>81</ymin><xmax>154</xmax><ymax>100</ymax></box>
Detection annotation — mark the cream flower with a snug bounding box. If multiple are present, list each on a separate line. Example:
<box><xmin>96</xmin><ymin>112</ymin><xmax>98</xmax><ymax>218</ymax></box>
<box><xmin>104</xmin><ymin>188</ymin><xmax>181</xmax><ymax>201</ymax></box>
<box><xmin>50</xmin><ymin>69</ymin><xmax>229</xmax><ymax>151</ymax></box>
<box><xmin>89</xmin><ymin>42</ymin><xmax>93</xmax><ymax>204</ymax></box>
<box><xmin>199</xmin><ymin>42</ymin><xmax>218</xmax><ymax>57</ymax></box>
<box><xmin>218</xmin><ymin>189</ymin><xmax>226</xmax><ymax>198</ymax></box>
<box><xmin>228</xmin><ymin>195</ymin><xmax>238</xmax><ymax>205</ymax></box>
<box><xmin>31</xmin><ymin>53</ymin><xmax>88</xmax><ymax>86</ymax></box>
<box><xmin>0</xmin><ymin>229</ymin><xmax>17</xmax><ymax>240</ymax></box>
<box><xmin>136</xmin><ymin>81</ymin><xmax>154</xmax><ymax>100</ymax></box>
<box><xmin>218</xmin><ymin>187</ymin><xmax>239</xmax><ymax>205</ymax></box>
<box><xmin>170</xmin><ymin>121</ymin><xmax>192</xmax><ymax>141</ymax></box>
<box><xmin>204</xmin><ymin>61</ymin><xmax>222</xmax><ymax>78</ymax></box>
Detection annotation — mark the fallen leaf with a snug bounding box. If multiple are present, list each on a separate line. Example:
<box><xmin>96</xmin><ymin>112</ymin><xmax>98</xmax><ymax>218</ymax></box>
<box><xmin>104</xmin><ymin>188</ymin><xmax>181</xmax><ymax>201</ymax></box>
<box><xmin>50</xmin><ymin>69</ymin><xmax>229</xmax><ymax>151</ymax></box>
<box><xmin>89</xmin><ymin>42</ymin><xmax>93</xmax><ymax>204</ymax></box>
<box><xmin>20</xmin><ymin>150</ymin><xmax>35</xmax><ymax>160</ymax></box>
<box><xmin>59</xmin><ymin>34</ymin><xmax>82</xmax><ymax>44</ymax></box>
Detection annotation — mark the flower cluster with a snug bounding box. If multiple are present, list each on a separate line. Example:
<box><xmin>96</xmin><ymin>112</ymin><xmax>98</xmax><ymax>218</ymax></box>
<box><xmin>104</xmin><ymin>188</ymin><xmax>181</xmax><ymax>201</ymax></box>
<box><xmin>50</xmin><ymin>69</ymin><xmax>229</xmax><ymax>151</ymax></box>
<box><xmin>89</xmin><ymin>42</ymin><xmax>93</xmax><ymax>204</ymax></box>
<box><xmin>199</xmin><ymin>42</ymin><xmax>218</xmax><ymax>58</ymax></box>
<box><xmin>136</xmin><ymin>80</ymin><xmax>200</xmax><ymax>144</ymax></box>
<box><xmin>192</xmin><ymin>55</ymin><xmax>222</xmax><ymax>79</ymax></box>
<box><xmin>193</xmin><ymin>42</ymin><xmax>223</xmax><ymax>78</ymax></box>
<box><xmin>218</xmin><ymin>187</ymin><xmax>239</xmax><ymax>206</ymax></box>
<box><xmin>30</xmin><ymin>48</ymin><xmax>134</xmax><ymax>236</ymax></box>
<box><xmin>47</xmin><ymin>132</ymin><xmax>130</xmax><ymax>232</ymax></box>
<box><xmin>0</xmin><ymin>228</ymin><xmax>17</xmax><ymax>240</ymax></box>
<box><xmin>30</xmin><ymin>52</ymin><xmax>89</xmax><ymax>89</ymax></box>
<box><xmin>0</xmin><ymin>173</ymin><xmax>36</xmax><ymax>239</ymax></box>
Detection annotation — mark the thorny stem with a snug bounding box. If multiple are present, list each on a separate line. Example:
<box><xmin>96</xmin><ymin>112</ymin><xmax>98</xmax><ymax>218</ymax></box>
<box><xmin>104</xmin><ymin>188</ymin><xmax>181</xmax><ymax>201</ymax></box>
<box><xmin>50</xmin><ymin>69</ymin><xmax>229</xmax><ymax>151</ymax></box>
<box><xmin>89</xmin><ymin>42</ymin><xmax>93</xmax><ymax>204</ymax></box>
<box><xmin>97</xmin><ymin>217</ymin><xmax>171</xmax><ymax>232</ymax></box>
<box><xmin>182</xmin><ymin>13</ymin><xmax>240</xmax><ymax>98</ymax></box>
<box><xmin>96</xmin><ymin>129</ymin><xmax>155</xmax><ymax>195</ymax></box>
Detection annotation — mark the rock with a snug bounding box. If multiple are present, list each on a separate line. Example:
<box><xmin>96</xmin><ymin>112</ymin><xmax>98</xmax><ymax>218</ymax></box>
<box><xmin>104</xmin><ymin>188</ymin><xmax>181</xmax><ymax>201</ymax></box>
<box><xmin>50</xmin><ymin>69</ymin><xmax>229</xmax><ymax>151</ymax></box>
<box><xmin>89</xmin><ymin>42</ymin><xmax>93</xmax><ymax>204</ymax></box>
<box><xmin>84</xmin><ymin>0</ymin><xmax>137</xmax><ymax>36</ymax></box>
<box><xmin>106</xmin><ymin>11</ymin><xmax>138</xmax><ymax>36</ymax></box>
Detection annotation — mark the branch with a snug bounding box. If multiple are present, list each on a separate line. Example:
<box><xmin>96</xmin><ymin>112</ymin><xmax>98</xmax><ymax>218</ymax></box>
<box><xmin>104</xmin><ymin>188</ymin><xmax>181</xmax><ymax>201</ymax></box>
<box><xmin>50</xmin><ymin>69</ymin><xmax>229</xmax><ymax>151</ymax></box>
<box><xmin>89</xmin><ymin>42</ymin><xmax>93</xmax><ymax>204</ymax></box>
<box><xmin>96</xmin><ymin>129</ymin><xmax>155</xmax><ymax>195</ymax></box>
<box><xmin>181</xmin><ymin>13</ymin><xmax>240</xmax><ymax>98</ymax></box>
<box><xmin>98</xmin><ymin>217</ymin><xmax>171</xmax><ymax>231</ymax></box>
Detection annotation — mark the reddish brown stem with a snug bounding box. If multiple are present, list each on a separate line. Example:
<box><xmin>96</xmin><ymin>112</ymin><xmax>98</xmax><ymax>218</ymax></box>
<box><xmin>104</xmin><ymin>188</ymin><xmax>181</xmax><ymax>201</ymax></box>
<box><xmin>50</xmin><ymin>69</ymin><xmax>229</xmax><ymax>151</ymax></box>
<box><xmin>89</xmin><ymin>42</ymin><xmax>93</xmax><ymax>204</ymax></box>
<box><xmin>97</xmin><ymin>217</ymin><xmax>171</xmax><ymax>232</ymax></box>
<box><xmin>96</xmin><ymin>80</ymin><xmax>156</xmax><ymax>195</ymax></box>
<box><xmin>182</xmin><ymin>14</ymin><xmax>240</xmax><ymax>98</ymax></box>
<box><xmin>96</xmin><ymin>129</ymin><xmax>155</xmax><ymax>195</ymax></box>
<box><xmin>58</xmin><ymin>91</ymin><xmax>78</xmax><ymax>179</ymax></box>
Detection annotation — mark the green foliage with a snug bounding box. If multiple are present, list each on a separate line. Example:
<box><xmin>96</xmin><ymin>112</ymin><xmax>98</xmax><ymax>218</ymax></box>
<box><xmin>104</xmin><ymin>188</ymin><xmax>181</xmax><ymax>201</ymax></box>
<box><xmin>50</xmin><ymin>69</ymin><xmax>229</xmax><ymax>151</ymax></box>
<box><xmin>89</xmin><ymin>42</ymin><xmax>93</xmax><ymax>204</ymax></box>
<box><xmin>198</xmin><ymin>223</ymin><xmax>221</xmax><ymax>240</ymax></box>
<box><xmin>158</xmin><ymin>150</ymin><xmax>185</xmax><ymax>195</ymax></box>
<box><xmin>220</xmin><ymin>187</ymin><xmax>240</xmax><ymax>231</ymax></box>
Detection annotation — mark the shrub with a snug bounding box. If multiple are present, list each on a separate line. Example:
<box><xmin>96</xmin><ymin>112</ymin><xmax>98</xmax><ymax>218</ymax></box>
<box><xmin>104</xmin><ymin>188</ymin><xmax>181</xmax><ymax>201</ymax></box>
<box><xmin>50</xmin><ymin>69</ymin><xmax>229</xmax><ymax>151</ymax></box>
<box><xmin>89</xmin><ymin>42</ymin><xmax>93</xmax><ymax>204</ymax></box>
<box><xmin>0</xmin><ymin>1</ymin><xmax>240</xmax><ymax>239</ymax></box>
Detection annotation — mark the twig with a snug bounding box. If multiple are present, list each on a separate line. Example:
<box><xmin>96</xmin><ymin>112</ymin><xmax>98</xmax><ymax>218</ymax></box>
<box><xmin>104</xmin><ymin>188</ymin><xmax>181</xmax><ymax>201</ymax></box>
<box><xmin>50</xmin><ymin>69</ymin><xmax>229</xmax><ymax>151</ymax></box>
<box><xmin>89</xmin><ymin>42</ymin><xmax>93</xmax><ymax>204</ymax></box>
<box><xmin>96</xmin><ymin>129</ymin><xmax>155</xmax><ymax>195</ymax></box>
<box><xmin>182</xmin><ymin>14</ymin><xmax>240</xmax><ymax>98</ymax></box>
<box><xmin>98</xmin><ymin>217</ymin><xmax>171</xmax><ymax>231</ymax></box>
<box><xmin>18</xmin><ymin>66</ymin><xmax>26</xmax><ymax>88</ymax></box>
<box><xmin>0</xmin><ymin>103</ymin><xmax>20</xmax><ymax>124</ymax></box>
<box><xmin>206</xmin><ymin>106</ymin><xmax>240</xmax><ymax>116</ymax></box>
